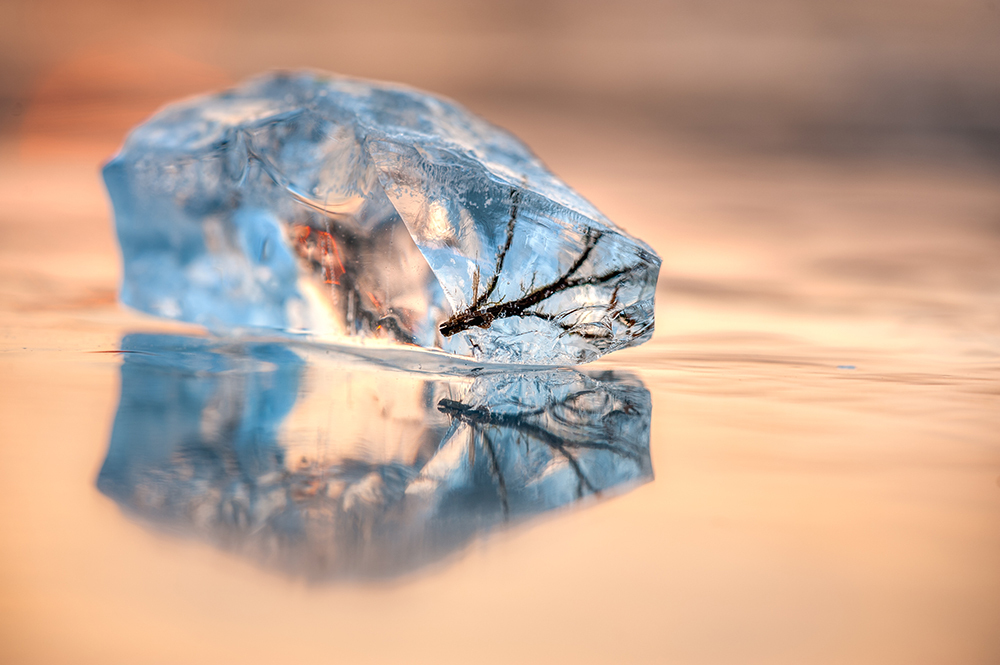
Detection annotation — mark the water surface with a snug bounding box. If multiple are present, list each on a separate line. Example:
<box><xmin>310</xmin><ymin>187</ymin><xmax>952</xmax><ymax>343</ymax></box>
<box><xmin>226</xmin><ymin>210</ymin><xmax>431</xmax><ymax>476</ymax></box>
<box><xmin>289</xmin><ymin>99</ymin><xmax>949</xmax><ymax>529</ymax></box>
<box><xmin>1</xmin><ymin>122</ymin><xmax>998</xmax><ymax>664</ymax></box>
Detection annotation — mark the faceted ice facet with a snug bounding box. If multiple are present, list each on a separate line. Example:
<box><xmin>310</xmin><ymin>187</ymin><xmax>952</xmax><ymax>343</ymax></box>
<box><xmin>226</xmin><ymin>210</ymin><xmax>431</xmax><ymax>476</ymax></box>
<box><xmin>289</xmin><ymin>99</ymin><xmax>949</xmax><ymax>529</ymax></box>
<box><xmin>104</xmin><ymin>71</ymin><xmax>661</xmax><ymax>364</ymax></box>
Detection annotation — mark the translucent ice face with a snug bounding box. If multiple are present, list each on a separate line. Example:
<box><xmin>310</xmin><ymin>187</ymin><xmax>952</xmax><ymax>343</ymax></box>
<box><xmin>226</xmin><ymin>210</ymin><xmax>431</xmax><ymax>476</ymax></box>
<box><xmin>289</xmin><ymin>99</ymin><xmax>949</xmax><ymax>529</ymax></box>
<box><xmin>105</xmin><ymin>71</ymin><xmax>661</xmax><ymax>364</ymax></box>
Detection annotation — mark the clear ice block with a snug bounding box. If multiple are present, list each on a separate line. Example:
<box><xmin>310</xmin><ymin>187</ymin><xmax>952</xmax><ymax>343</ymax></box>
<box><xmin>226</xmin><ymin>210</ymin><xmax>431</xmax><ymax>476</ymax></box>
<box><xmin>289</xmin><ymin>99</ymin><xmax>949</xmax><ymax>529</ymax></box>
<box><xmin>104</xmin><ymin>71</ymin><xmax>661</xmax><ymax>364</ymax></box>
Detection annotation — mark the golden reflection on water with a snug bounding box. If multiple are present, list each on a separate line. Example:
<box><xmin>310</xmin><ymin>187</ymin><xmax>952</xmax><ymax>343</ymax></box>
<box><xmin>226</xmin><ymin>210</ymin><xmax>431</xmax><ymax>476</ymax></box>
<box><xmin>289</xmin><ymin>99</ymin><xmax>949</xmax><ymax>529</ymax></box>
<box><xmin>1</xmin><ymin>22</ymin><xmax>1000</xmax><ymax>663</ymax></box>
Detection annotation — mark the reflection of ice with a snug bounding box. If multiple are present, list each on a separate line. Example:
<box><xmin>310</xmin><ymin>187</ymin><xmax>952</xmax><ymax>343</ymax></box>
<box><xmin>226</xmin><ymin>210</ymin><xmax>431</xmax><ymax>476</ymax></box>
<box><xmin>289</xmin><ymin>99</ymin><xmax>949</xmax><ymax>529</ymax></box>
<box><xmin>97</xmin><ymin>334</ymin><xmax>653</xmax><ymax>580</ymax></box>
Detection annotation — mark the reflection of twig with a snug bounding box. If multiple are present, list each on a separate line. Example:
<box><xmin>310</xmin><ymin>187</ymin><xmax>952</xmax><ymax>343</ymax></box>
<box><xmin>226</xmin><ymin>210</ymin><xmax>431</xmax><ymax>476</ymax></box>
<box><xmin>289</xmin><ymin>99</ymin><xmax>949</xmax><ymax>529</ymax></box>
<box><xmin>437</xmin><ymin>394</ymin><xmax>644</xmax><ymax>500</ymax></box>
<box><xmin>553</xmin><ymin>445</ymin><xmax>593</xmax><ymax>499</ymax></box>
<box><xmin>480</xmin><ymin>430</ymin><xmax>510</xmax><ymax>517</ymax></box>
<box><xmin>438</xmin><ymin>398</ymin><xmax>644</xmax><ymax>463</ymax></box>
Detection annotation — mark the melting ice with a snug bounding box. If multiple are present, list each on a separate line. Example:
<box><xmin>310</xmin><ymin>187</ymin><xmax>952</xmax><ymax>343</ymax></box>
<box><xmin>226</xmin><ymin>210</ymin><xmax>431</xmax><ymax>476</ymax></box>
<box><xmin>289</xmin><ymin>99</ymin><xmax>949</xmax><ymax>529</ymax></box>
<box><xmin>104</xmin><ymin>71</ymin><xmax>661</xmax><ymax>364</ymax></box>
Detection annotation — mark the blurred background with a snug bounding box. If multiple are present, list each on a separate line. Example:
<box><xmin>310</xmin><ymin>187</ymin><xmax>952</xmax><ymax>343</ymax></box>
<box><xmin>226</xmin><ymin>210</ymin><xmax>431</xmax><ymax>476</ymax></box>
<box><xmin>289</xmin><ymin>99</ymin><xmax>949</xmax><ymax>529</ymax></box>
<box><xmin>3</xmin><ymin>0</ymin><xmax>1000</xmax><ymax>164</ymax></box>
<box><xmin>1</xmin><ymin>2</ymin><xmax>999</xmax><ymax>664</ymax></box>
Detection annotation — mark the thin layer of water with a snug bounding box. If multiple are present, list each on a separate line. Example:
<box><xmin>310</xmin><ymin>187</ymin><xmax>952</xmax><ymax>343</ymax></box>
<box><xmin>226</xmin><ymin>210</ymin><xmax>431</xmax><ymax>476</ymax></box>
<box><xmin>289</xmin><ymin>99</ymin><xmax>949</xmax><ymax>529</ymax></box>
<box><xmin>1</xmin><ymin>143</ymin><xmax>998</xmax><ymax>664</ymax></box>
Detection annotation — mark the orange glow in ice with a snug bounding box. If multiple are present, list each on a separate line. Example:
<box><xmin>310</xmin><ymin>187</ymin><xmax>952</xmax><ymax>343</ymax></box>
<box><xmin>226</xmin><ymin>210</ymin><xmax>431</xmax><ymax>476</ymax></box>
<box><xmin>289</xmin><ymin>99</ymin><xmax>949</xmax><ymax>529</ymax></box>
<box><xmin>290</xmin><ymin>225</ymin><xmax>347</xmax><ymax>286</ymax></box>
<box><xmin>315</xmin><ymin>230</ymin><xmax>346</xmax><ymax>285</ymax></box>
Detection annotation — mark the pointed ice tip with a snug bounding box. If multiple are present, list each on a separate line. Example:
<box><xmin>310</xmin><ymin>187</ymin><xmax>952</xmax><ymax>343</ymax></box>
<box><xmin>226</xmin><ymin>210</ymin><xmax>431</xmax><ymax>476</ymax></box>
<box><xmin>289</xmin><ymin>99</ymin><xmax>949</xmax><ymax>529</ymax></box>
<box><xmin>106</xmin><ymin>70</ymin><xmax>661</xmax><ymax>365</ymax></box>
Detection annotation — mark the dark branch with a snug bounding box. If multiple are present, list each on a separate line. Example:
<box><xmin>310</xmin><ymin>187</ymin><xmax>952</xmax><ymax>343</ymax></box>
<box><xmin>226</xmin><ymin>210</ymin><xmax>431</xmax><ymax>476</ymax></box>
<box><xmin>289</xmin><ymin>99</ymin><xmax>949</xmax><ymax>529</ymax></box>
<box><xmin>473</xmin><ymin>187</ymin><xmax>520</xmax><ymax>309</ymax></box>
<box><xmin>562</xmin><ymin>265</ymin><xmax>632</xmax><ymax>290</ymax></box>
<box><xmin>440</xmin><ymin>229</ymin><xmax>623</xmax><ymax>337</ymax></box>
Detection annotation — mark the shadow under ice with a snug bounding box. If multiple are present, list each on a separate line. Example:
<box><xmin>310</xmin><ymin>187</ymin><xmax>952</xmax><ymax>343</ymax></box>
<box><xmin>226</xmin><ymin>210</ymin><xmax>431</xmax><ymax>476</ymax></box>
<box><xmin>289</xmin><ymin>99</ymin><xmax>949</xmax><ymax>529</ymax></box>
<box><xmin>97</xmin><ymin>334</ymin><xmax>653</xmax><ymax>581</ymax></box>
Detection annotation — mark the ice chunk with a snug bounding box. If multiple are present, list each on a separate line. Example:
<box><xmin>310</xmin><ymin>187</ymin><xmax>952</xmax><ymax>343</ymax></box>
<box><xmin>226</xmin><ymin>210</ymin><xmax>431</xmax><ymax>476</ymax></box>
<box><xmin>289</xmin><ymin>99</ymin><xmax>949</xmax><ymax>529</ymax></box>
<box><xmin>104</xmin><ymin>71</ymin><xmax>661</xmax><ymax>364</ymax></box>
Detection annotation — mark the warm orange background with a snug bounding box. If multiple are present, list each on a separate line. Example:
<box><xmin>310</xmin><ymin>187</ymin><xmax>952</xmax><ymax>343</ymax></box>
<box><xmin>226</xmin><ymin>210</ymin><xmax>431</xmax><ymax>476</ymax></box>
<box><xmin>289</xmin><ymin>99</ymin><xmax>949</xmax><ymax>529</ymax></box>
<box><xmin>4</xmin><ymin>0</ymin><xmax>1000</xmax><ymax>163</ymax></box>
<box><xmin>1</xmin><ymin>2</ymin><xmax>999</xmax><ymax>664</ymax></box>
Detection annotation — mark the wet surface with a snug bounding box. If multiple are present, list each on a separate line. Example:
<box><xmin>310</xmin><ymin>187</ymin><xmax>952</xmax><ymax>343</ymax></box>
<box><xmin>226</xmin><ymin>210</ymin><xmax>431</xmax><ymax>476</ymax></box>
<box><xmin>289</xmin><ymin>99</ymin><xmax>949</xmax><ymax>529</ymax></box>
<box><xmin>2</xmin><ymin>141</ymin><xmax>997</xmax><ymax>664</ymax></box>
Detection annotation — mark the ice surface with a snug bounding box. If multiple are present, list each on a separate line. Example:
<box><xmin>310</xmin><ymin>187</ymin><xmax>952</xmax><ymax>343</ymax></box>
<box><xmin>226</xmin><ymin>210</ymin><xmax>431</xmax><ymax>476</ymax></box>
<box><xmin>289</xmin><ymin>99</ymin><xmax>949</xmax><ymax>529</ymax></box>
<box><xmin>96</xmin><ymin>334</ymin><xmax>653</xmax><ymax>579</ymax></box>
<box><xmin>104</xmin><ymin>71</ymin><xmax>661</xmax><ymax>364</ymax></box>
